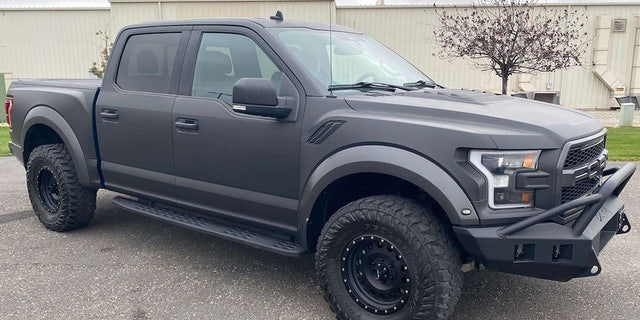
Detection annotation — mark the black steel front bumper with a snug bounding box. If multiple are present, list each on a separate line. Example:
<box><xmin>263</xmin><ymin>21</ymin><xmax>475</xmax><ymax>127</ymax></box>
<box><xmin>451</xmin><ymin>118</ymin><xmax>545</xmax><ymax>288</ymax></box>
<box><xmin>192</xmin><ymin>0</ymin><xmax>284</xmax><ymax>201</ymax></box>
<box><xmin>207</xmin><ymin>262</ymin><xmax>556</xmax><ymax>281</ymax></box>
<box><xmin>454</xmin><ymin>163</ymin><xmax>636</xmax><ymax>282</ymax></box>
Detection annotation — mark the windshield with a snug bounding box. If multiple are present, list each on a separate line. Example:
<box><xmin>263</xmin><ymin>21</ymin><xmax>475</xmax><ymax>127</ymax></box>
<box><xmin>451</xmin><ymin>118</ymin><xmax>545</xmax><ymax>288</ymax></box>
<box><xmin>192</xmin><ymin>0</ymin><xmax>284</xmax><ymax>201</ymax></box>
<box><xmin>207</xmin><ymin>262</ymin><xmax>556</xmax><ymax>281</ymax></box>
<box><xmin>268</xmin><ymin>28</ymin><xmax>433</xmax><ymax>90</ymax></box>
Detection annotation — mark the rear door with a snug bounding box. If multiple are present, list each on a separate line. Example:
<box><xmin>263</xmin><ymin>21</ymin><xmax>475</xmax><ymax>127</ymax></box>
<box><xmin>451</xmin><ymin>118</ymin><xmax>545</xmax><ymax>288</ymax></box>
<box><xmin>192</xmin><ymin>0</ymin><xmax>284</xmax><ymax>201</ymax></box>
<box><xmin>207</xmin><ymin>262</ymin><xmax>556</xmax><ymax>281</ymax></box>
<box><xmin>96</xmin><ymin>27</ymin><xmax>189</xmax><ymax>199</ymax></box>
<box><xmin>171</xmin><ymin>27</ymin><xmax>305</xmax><ymax>232</ymax></box>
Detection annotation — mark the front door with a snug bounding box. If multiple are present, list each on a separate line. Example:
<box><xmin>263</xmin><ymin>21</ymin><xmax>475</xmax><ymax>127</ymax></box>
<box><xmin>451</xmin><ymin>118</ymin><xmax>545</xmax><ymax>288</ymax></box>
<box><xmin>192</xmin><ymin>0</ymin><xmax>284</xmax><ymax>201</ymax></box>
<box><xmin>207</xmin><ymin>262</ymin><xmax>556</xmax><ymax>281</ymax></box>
<box><xmin>172</xmin><ymin>29</ymin><xmax>303</xmax><ymax>232</ymax></box>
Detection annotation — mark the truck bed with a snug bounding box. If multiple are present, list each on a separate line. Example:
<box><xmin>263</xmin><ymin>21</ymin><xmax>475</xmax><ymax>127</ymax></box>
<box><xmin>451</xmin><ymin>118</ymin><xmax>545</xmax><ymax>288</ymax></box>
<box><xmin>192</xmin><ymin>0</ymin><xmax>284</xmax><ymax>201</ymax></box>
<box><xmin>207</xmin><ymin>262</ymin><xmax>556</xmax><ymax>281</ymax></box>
<box><xmin>7</xmin><ymin>78</ymin><xmax>103</xmax><ymax>185</ymax></box>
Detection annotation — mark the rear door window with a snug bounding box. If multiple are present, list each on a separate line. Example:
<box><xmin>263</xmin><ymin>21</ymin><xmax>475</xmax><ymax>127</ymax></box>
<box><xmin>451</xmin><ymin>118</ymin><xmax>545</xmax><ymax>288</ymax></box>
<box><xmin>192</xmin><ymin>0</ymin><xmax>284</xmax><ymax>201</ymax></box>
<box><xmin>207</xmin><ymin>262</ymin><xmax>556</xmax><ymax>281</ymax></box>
<box><xmin>116</xmin><ymin>33</ymin><xmax>181</xmax><ymax>94</ymax></box>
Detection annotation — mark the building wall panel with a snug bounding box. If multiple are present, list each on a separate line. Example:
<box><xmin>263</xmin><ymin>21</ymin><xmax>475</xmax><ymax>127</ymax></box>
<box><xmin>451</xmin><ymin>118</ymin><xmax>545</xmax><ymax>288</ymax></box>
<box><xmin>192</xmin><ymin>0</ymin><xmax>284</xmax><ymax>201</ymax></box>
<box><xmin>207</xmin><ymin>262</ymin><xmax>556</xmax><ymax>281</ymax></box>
<box><xmin>109</xmin><ymin>2</ymin><xmax>160</xmax><ymax>33</ymax></box>
<box><xmin>2</xmin><ymin>1</ymin><xmax>639</xmax><ymax>109</ymax></box>
<box><xmin>160</xmin><ymin>1</ymin><xmax>334</xmax><ymax>23</ymax></box>
<box><xmin>0</xmin><ymin>9</ymin><xmax>111</xmax><ymax>79</ymax></box>
<box><xmin>337</xmin><ymin>4</ymin><xmax>640</xmax><ymax>109</ymax></box>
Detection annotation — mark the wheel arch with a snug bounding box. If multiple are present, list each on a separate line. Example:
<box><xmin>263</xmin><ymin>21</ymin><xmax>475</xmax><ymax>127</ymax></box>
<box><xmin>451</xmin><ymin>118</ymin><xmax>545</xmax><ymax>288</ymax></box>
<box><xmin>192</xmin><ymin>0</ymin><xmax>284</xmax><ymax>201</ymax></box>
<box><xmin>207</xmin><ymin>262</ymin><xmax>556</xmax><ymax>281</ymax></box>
<box><xmin>298</xmin><ymin>145</ymin><xmax>479</xmax><ymax>251</ymax></box>
<box><xmin>21</xmin><ymin>106</ymin><xmax>91</xmax><ymax>186</ymax></box>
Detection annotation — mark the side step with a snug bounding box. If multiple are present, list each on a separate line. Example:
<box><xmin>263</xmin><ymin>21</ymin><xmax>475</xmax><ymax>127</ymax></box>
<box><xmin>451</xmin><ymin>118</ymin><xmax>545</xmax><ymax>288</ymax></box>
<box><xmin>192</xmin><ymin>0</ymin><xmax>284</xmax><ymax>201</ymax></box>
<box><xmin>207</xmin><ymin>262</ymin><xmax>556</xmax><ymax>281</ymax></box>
<box><xmin>112</xmin><ymin>196</ymin><xmax>307</xmax><ymax>256</ymax></box>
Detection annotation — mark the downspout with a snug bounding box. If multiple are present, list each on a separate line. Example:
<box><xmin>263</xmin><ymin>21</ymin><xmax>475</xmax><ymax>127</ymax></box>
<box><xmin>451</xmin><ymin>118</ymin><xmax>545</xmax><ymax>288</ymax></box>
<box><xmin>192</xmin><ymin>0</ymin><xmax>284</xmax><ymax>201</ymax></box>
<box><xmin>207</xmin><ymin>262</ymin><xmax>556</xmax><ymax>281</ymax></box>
<box><xmin>629</xmin><ymin>15</ymin><xmax>640</xmax><ymax>95</ymax></box>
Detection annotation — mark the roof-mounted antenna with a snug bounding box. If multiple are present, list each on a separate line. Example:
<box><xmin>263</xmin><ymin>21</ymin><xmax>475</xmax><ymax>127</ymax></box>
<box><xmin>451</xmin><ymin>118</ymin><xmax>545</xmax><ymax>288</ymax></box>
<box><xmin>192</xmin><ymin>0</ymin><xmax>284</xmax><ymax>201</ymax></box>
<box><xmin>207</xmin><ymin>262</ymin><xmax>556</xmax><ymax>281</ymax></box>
<box><xmin>270</xmin><ymin>10</ymin><xmax>283</xmax><ymax>21</ymax></box>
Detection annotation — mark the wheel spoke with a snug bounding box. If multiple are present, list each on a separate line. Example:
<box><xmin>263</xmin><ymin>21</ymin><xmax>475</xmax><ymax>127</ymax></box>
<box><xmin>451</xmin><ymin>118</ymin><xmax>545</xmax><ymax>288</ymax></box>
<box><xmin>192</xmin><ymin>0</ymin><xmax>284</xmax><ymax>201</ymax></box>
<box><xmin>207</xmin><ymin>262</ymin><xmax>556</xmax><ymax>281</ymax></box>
<box><xmin>37</xmin><ymin>168</ymin><xmax>60</xmax><ymax>212</ymax></box>
<box><xmin>341</xmin><ymin>235</ymin><xmax>411</xmax><ymax>315</ymax></box>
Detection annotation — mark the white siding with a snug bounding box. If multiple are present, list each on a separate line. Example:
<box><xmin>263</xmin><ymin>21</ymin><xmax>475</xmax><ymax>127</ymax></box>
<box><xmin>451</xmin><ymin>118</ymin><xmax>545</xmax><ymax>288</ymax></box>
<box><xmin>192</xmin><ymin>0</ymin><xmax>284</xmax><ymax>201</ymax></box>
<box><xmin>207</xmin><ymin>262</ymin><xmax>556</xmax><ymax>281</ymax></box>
<box><xmin>2</xmin><ymin>1</ymin><xmax>639</xmax><ymax>109</ymax></box>
<box><xmin>109</xmin><ymin>0</ymin><xmax>335</xmax><ymax>32</ymax></box>
<box><xmin>109</xmin><ymin>2</ymin><xmax>161</xmax><ymax>34</ymax></box>
<box><xmin>337</xmin><ymin>4</ymin><xmax>640</xmax><ymax>109</ymax></box>
<box><xmin>160</xmin><ymin>1</ymin><xmax>334</xmax><ymax>23</ymax></box>
<box><xmin>0</xmin><ymin>9</ymin><xmax>111</xmax><ymax>79</ymax></box>
<box><xmin>337</xmin><ymin>7</ymin><xmax>503</xmax><ymax>92</ymax></box>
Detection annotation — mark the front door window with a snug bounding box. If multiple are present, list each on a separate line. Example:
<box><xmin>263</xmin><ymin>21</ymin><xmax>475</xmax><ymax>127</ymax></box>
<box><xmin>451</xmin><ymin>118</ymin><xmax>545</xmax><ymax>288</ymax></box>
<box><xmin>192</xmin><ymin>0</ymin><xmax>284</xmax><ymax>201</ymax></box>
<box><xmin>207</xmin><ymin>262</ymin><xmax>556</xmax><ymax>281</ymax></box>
<box><xmin>192</xmin><ymin>33</ymin><xmax>282</xmax><ymax>104</ymax></box>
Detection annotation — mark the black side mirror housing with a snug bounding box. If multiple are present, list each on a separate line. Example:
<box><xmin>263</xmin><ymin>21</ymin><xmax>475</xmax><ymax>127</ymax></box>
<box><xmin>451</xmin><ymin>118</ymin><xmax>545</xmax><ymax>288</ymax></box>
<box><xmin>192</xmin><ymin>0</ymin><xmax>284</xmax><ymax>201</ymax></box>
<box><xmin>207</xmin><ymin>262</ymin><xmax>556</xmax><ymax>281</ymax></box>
<box><xmin>232</xmin><ymin>78</ymin><xmax>292</xmax><ymax>119</ymax></box>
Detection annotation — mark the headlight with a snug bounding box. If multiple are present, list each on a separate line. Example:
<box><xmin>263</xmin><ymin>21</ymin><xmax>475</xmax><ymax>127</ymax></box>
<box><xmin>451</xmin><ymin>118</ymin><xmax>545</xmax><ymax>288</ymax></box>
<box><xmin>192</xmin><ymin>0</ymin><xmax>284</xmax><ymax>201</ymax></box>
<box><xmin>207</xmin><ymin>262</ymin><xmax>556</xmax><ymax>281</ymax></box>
<box><xmin>469</xmin><ymin>150</ymin><xmax>541</xmax><ymax>209</ymax></box>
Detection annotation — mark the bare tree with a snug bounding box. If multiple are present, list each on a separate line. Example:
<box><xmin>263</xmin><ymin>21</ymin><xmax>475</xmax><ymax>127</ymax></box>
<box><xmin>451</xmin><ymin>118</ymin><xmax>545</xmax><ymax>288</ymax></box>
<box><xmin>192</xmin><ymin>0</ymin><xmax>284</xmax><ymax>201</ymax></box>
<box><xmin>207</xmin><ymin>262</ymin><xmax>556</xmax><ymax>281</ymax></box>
<box><xmin>433</xmin><ymin>0</ymin><xmax>588</xmax><ymax>94</ymax></box>
<box><xmin>89</xmin><ymin>30</ymin><xmax>113</xmax><ymax>79</ymax></box>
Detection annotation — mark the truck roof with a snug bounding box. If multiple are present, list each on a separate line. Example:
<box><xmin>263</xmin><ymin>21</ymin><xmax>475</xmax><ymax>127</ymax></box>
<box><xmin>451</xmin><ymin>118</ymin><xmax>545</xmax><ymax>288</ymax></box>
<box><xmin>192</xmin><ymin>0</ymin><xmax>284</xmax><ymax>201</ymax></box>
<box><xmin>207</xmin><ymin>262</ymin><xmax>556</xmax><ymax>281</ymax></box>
<box><xmin>124</xmin><ymin>17</ymin><xmax>361</xmax><ymax>33</ymax></box>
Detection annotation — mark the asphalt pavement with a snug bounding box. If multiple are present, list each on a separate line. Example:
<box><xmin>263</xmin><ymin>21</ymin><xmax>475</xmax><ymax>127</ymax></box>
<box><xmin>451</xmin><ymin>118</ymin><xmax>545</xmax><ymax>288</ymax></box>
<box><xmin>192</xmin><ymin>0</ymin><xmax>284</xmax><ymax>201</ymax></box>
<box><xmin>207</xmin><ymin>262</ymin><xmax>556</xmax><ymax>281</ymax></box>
<box><xmin>1</xmin><ymin>157</ymin><xmax>639</xmax><ymax>320</ymax></box>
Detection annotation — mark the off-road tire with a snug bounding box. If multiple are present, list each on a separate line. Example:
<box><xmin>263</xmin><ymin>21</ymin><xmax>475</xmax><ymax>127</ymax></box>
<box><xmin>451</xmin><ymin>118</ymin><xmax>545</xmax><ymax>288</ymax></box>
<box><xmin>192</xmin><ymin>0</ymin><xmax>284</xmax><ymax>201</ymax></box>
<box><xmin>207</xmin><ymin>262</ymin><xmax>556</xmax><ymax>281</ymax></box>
<box><xmin>26</xmin><ymin>144</ymin><xmax>96</xmax><ymax>231</ymax></box>
<box><xmin>316</xmin><ymin>195</ymin><xmax>462</xmax><ymax>320</ymax></box>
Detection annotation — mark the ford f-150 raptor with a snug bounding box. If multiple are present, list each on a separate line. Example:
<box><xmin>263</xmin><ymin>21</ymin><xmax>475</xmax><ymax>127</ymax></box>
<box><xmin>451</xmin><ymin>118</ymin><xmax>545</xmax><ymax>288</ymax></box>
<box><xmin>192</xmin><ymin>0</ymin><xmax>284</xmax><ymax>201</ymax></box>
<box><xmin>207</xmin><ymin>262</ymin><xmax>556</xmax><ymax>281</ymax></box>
<box><xmin>5</xmin><ymin>14</ymin><xmax>635</xmax><ymax>320</ymax></box>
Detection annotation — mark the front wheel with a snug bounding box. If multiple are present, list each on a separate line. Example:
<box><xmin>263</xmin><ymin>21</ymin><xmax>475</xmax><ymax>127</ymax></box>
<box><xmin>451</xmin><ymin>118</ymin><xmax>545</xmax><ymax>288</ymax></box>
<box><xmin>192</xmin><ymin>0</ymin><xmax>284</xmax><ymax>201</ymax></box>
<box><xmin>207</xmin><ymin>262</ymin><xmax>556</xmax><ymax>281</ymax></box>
<box><xmin>316</xmin><ymin>195</ymin><xmax>461</xmax><ymax>320</ymax></box>
<box><xmin>26</xmin><ymin>144</ymin><xmax>96</xmax><ymax>231</ymax></box>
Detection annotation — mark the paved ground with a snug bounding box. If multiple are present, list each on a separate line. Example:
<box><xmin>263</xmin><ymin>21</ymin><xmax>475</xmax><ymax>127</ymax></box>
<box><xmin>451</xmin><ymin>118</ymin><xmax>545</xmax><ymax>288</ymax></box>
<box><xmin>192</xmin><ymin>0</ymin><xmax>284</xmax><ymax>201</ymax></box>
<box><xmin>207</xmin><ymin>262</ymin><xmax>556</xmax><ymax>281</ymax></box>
<box><xmin>1</xmin><ymin>157</ymin><xmax>639</xmax><ymax>320</ymax></box>
<box><xmin>584</xmin><ymin>109</ymin><xmax>640</xmax><ymax>127</ymax></box>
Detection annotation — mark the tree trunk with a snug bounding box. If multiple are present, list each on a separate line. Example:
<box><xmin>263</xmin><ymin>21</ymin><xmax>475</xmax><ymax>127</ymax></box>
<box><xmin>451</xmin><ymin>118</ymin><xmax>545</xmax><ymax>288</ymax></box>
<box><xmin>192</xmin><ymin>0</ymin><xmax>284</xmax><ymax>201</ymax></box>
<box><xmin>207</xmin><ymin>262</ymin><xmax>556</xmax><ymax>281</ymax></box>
<box><xmin>501</xmin><ymin>75</ymin><xmax>509</xmax><ymax>95</ymax></box>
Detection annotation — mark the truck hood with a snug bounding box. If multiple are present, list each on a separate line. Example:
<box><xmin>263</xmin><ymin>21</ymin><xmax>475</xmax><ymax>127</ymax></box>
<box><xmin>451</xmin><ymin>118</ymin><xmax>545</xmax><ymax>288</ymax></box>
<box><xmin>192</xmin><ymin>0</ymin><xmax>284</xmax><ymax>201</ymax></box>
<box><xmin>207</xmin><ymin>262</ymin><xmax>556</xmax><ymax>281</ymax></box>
<box><xmin>344</xmin><ymin>89</ymin><xmax>604</xmax><ymax>149</ymax></box>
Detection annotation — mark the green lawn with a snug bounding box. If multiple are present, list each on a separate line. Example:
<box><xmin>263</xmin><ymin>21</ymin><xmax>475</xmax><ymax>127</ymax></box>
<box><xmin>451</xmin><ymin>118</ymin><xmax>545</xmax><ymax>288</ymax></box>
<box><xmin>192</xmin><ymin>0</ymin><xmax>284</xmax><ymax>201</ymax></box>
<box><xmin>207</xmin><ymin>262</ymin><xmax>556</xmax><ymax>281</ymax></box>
<box><xmin>606</xmin><ymin>127</ymin><xmax>640</xmax><ymax>161</ymax></box>
<box><xmin>0</xmin><ymin>125</ymin><xmax>9</xmax><ymax>156</ymax></box>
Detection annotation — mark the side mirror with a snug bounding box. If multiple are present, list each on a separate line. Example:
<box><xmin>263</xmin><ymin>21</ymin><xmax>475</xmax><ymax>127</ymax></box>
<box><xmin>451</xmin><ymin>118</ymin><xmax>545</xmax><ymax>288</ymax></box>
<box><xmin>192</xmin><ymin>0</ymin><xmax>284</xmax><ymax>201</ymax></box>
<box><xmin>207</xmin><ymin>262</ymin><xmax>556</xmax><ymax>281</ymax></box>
<box><xmin>232</xmin><ymin>78</ymin><xmax>292</xmax><ymax>119</ymax></box>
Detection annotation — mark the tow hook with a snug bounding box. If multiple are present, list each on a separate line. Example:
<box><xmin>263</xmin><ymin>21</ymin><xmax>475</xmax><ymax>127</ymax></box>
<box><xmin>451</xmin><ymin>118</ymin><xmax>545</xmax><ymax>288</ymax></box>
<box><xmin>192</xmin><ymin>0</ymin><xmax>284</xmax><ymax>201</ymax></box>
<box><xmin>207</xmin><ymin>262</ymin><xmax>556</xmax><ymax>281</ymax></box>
<box><xmin>617</xmin><ymin>212</ymin><xmax>631</xmax><ymax>234</ymax></box>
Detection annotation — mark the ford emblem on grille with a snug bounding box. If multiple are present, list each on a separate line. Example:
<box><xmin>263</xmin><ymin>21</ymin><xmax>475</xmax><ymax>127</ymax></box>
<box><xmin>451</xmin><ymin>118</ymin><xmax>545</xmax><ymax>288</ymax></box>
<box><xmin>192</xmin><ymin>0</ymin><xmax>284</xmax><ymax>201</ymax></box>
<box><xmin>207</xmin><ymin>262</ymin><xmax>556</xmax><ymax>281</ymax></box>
<box><xmin>588</xmin><ymin>159</ymin><xmax>603</xmax><ymax>181</ymax></box>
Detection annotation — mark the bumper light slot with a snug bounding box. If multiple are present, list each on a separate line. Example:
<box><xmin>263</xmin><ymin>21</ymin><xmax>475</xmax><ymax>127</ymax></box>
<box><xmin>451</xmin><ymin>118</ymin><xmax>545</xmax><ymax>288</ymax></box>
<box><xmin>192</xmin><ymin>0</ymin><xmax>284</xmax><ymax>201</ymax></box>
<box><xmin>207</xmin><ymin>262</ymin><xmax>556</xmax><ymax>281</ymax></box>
<box><xmin>552</xmin><ymin>244</ymin><xmax>572</xmax><ymax>263</ymax></box>
<box><xmin>514</xmin><ymin>243</ymin><xmax>535</xmax><ymax>262</ymax></box>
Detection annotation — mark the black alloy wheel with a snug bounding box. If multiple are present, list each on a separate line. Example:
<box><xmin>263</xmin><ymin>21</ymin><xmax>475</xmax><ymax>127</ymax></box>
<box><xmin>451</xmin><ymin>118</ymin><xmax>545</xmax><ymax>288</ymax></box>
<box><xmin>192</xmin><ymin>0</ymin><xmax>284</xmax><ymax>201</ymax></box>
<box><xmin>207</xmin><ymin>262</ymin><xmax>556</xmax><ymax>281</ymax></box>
<box><xmin>316</xmin><ymin>195</ymin><xmax>462</xmax><ymax>320</ymax></box>
<box><xmin>342</xmin><ymin>235</ymin><xmax>412</xmax><ymax>315</ymax></box>
<box><xmin>37</xmin><ymin>168</ymin><xmax>61</xmax><ymax>213</ymax></box>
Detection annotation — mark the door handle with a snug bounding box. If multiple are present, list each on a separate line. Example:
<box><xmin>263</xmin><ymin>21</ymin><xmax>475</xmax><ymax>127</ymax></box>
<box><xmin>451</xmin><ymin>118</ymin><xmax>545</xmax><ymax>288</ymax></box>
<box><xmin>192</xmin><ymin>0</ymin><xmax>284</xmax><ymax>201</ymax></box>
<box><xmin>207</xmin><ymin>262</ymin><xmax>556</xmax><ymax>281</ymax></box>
<box><xmin>100</xmin><ymin>109</ymin><xmax>119</xmax><ymax>120</ymax></box>
<box><xmin>175</xmin><ymin>118</ymin><xmax>199</xmax><ymax>131</ymax></box>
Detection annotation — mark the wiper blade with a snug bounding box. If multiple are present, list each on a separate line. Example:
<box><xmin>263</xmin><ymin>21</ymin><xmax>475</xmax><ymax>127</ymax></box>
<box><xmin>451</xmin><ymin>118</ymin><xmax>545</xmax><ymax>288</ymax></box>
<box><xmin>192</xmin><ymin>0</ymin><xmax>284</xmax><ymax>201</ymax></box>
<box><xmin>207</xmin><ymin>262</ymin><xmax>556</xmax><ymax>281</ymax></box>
<box><xmin>403</xmin><ymin>80</ymin><xmax>441</xmax><ymax>89</ymax></box>
<box><xmin>328</xmin><ymin>82</ymin><xmax>411</xmax><ymax>92</ymax></box>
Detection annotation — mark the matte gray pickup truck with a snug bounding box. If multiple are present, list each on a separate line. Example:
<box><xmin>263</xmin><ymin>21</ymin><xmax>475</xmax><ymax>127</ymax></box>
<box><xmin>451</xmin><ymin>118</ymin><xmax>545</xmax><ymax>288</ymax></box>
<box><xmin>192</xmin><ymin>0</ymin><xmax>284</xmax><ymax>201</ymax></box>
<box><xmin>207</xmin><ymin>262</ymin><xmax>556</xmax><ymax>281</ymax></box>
<box><xmin>5</xmin><ymin>14</ymin><xmax>636</xmax><ymax>320</ymax></box>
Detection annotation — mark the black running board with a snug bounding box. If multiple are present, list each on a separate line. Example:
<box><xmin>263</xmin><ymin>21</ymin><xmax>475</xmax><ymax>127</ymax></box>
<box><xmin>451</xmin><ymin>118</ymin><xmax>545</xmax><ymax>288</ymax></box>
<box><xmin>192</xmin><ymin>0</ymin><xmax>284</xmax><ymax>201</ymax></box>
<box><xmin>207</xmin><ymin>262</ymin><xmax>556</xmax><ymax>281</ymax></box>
<box><xmin>112</xmin><ymin>196</ymin><xmax>307</xmax><ymax>256</ymax></box>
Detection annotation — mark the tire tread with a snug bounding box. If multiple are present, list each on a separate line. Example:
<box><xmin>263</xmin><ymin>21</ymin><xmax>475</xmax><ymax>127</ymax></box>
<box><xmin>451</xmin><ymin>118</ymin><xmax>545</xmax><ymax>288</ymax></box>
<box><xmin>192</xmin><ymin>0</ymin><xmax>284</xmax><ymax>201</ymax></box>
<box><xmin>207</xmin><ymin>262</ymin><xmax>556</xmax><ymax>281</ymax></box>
<box><xmin>316</xmin><ymin>195</ymin><xmax>461</xmax><ymax>320</ymax></box>
<box><xmin>26</xmin><ymin>143</ymin><xmax>96</xmax><ymax>231</ymax></box>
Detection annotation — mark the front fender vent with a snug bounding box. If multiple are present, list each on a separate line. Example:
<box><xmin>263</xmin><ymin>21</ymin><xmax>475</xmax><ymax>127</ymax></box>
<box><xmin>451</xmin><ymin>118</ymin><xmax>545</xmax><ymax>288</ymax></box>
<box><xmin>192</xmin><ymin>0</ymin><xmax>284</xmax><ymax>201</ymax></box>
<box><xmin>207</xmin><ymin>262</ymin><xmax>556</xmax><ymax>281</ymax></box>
<box><xmin>307</xmin><ymin>120</ymin><xmax>346</xmax><ymax>144</ymax></box>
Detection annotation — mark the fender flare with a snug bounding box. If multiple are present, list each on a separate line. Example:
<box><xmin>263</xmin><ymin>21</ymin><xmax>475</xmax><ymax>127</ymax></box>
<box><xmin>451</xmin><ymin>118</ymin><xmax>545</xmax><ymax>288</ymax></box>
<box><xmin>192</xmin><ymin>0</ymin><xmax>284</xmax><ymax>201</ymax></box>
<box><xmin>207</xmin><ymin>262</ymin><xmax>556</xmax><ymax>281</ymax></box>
<box><xmin>21</xmin><ymin>106</ymin><xmax>91</xmax><ymax>186</ymax></box>
<box><xmin>298</xmin><ymin>145</ymin><xmax>479</xmax><ymax>249</ymax></box>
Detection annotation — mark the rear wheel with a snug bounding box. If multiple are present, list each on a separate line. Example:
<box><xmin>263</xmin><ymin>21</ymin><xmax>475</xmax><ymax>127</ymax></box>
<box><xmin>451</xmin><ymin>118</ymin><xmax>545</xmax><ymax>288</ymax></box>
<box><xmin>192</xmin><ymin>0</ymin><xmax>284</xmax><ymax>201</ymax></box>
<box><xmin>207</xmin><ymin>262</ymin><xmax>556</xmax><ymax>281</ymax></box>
<box><xmin>26</xmin><ymin>144</ymin><xmax>96</xmax><ymax>231</ymax></box>
<box><xmin>316</xmin><ymin>195</ymin><xmax>461</xmax><ymax>320</ymax></box>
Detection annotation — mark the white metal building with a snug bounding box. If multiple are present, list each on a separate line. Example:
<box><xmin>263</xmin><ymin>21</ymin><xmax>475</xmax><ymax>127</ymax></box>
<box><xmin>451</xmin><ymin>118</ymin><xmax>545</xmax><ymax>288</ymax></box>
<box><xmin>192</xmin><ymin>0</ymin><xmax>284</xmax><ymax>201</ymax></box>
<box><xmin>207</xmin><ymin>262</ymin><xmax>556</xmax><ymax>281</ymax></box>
<box><xmin>0</xmin><ymin>0</ymin><xmax>111</xmax><ymax>80</ymax></box>
<box><xmin>1</xmin><ymin>0</ymin><xmax>639</xmax><ymax>109</ymax></box>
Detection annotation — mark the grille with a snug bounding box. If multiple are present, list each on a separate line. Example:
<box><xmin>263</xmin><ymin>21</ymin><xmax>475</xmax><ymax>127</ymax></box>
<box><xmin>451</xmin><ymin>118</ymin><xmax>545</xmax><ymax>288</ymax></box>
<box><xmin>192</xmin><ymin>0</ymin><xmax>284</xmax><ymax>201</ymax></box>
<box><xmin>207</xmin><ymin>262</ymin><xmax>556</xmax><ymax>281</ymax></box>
<box><xmin>563</xmin><ymin>138</ymin><xmax>605</xmax><ymax>169</ymax></box>
<box><xmin>561</xmin><ymin>178</ymin><xmax>599</xmax><ymax>203</ymax></box>
<box><xmin>559</xmin><ymin>134</ymin><xmax>606</xmax><ymax>205</ymax></box>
